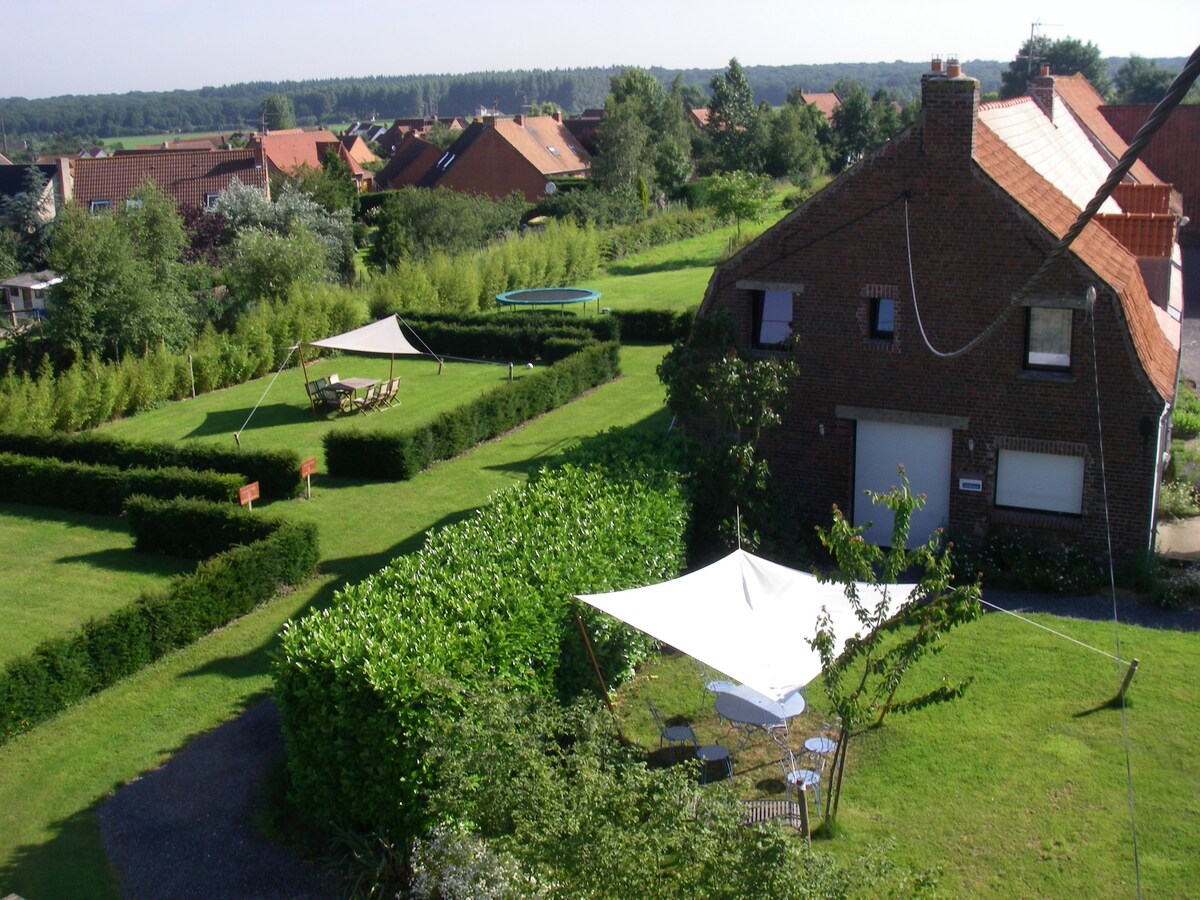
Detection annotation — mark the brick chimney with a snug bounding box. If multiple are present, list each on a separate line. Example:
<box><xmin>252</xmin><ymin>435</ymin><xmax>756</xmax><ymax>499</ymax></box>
<box><xmin>552</xmin><ymin>111</ymin><xmax>563</xmax><ymax>123</ymax></box>
<box><xmin>514</xmin><ymin>114</ymin><xmax>525</xmax><ymax>127</ymax></box>
<box><xmin>1030</xmin><ymin>64</ymin><xmax>1055</xmax><ymax>119</ymax></box>
<box><xmin>920</xmin><ymin>56</ymin><xmax>979</xmax><ymax>166</ymax></box>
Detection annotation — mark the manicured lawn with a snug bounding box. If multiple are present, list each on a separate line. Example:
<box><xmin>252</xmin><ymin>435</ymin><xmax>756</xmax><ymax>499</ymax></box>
<box><xmin>620</xmin><ymin>609</ymin><xmax>1197</xmax><ymax>897</ymax></box>
<box><xmin>101</xmin><ymin>354</ymin><xmax>524</xmax><ymax>464</ymax></box>
<box><xmin>0</xmin><ymin>344</ymin><xmax>673</xmax><ymax>899</ymax></box>
<box><xmin>0</xmin><ymin>503</ymin><xmax>192</xmax><ymax>664</ymax></box>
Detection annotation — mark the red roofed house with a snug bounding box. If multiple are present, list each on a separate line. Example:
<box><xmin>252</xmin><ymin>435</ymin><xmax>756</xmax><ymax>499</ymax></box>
<box><xmin>69</xmin><ymin>149</ymin><xmax>270</xmax><ymax>213</ymax></box>
<box><xmin>416</xmin><ymin>113</ymin><xmax>590</xmax><ymax>203</ymax></box>
<box><xmin>373</xmin><ymin>133</ymin><xmax>444</xmax><ymax>191</ymax></box>
<box><xmin>688</xmin><ymin>59</ymin><xmax>1185</xmax><ymax>561</ymax></box>
<box><xmin>800</xmin><ymin>91</ymin><xmax>840</xmax><ymax>124</ymax></box>
<box><xmin>247</xmin><ymin>129</ymin><xmax>369</xmax><ymax>190</ymax></box>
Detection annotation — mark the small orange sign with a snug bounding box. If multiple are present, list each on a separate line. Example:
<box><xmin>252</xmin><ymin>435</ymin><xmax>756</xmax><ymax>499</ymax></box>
<box><xmin>300</xmin><ymin>457</ymin><xmax>317</xmax><ymax>478</ymax></box>
<box><xmin>238</xmin><ymin>482</ymin><xmax>260</xmax><ymax>506</ymax></box>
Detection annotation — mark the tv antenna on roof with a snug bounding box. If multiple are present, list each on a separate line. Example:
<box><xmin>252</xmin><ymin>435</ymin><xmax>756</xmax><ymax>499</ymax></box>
<box><xmin>1024</xmin><ymin>19</ymin><xmax>1063</xmax><ymax>78</ymax></box>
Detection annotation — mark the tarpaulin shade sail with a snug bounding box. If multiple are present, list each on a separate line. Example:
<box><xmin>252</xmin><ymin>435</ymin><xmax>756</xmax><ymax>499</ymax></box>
<box><xmin>305</xmin><ymin>315</ymin><xmax>422</xmax><ymax>356</ymax></box>
<box><xmin>574</xmin><ymin>549</ymin><xmax>918</xmax><ymax>702</ymax></box>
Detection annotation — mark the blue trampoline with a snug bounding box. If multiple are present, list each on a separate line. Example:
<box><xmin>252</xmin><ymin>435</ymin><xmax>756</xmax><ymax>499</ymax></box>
<box><xmin>495</xmin><ymin>287</ymin><xmax>603</xmax><ymax>314</ymax></box>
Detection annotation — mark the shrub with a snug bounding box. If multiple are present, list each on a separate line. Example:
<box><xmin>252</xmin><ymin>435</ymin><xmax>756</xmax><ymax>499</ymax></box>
<box><xmin>1173</xmin><ymin>384</ymin><xmax>1200</xmax><ymax>438</ymax></box>
<box><xmin>609</xmin><ymin>308</ymin><xmax>695</xmax><ymax>343</ymax></box>
<box><xmin>274</xmin><ymin>447</ymin><xmax>689</xmax><ymax>838</ymax></box>
<box><xmin>0</xmin><ymin>431</ymin><xmax>302</xmax><ymax>500</ymax></box>
<box><xmin>1158</xmin><ymin>479</ymin><xmax>1200</xmax><ymax>520</ymax></box>
<box><xmin>124</xmin><ymin>494</ymin><xmax>279</xmax><ymax>559</ymax></box>
<box><xmin>0</xmin><ymin>452</ymin><xmax>243</xmax><ymax>514</ymax></box>
<box><xmin>324</xmin><ymin>343</ymin><xmax>620</xmax><ymax>480</ymax></box>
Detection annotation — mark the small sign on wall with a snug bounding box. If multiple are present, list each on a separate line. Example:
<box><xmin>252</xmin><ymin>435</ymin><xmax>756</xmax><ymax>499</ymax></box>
<box><xmin>958</xmin><ymin>477</ymin><xmax>983</xmax><ymax>493</ymax></box>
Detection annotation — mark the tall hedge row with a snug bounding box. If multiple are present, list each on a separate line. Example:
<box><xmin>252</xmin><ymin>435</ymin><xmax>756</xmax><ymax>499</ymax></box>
<box><xmin>0</xmin><ymin>453</ymin><xmax>243</xmax><ymax>514</ymax></box>
<box><xmin>323</xmin><ymin>342</ymin><xmax>620</xmax><ymax>480</ymax></box>
<box><xmin>395</xmin><ymin>309</ymin><xmax>619</xmax><ymax>362</ymax></box>
<box><xmin>0</xmin><ymin>431</ymin><xmax>301</xmax><ymax>499</ymax></box>
<box><xmin>0</xmin><ymin>519</ymin><xmax>319</xmax><ymax>744</ymax></box>
<box><xmin>274</xmin><ymin>447</ymin><xmax>690</xmax><ymax>837</ymax></box>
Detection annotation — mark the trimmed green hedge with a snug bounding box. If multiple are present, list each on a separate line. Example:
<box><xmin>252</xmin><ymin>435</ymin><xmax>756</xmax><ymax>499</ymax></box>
<box><xmin>609</xmin><ymin>308</ymin><xmax>695</xmax><ymax>344</ymax></box>
<box><xmin>274</xmin><ymin>440</ymin><xmax>690</xmax><ymax>837</ymax></box>
<box><xmin>124</xmin><ymin>494</ymin><xmax>280</xmax><ymax>559</ymax></box>
<box><xmin>324</xmin><ymin>342</ymin><xmax>620</xmax><ymax>480</ymax></box>
<box><xmin>0</xmin><ymin>431</ymin><xmax>302</xmax><ymax>500</ymax></box>
<box><xmin>0</xmin><ymin>453</ymin><xmax>243</xmax><ymax>514</ymax></box>
<box><xmin>395</xmin><ymin>310</ymin><xmax>618</xmax><ymax>361</ymax></box>
<box><xmin>0</xmin><ymin>519</ymin><xmax>319</xmax><ymax>744</ymax></box>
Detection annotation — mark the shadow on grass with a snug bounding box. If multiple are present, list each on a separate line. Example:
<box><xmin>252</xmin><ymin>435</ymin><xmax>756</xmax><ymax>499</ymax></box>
<box><xmin>0</xmin><ymin>501</ymin><xmax>128</xmax><ymax>534</ymax></box>
<box><xmin>0</xmin><ymin>803</ymin><xmax>119</xmax><ymax>900</ymax></box>
<box><xmin>57</xmin><ymin>547</ymin><xmax>193</xmax><ymax>576</ymax></box>
<box><xmin>185</xmin><ymin>402</ymin><xmax>312</xmax><ymax>440</ymax></box>
<box><xmin>606</xmin><ymin>257</ymin><xmax>719</xmax><ymax>277</ymax></box>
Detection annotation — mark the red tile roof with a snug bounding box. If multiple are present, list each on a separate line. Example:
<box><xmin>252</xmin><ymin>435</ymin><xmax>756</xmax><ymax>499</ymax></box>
<box><xmin>1051</xmin><ymin>75</ymin><xmax>1161</xmax><ymax>185</ymax></box>
<box><xmin>250</xmin><ymin>130</ymin><xmax>364</xmax><ymax>178</ymax></box>
<box><xmin>70</xmin><ymin>149</ymin><xmax>269</xmax><ymax>211</ymax></box>
<box><xmin>800</xmin><ymin>91</ymin><xmax>840</xmax><ymax>123</ymax></box>
<box><xmin>974</xmin><ymin>123</ymin><xmax>1178</xmax><ymax>400</ymax></box>
<box><xmin>490</xmin><ymin>115</ymin><xmax>590</xmax><ymax>176</ymax></box>
<box><xmin>1102</xmin><ymin>104</ymin><xmax>1200</xmax><ymax>243</ymax></box>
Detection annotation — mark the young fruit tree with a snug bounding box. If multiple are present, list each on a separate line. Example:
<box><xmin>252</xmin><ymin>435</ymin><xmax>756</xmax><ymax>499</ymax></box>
<box><xmin>811</xmin><ymin>469</ymin><xmax>982</xmax><ymax>826</ymax></box>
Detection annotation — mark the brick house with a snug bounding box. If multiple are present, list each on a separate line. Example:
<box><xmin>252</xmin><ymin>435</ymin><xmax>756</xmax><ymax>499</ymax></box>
<box><xmin>689</xmin><ymin>59</ymin><xmax>1184</xmax><ymax>560</ymax></box>
<box><xmin>414</xmin><ymin>113</ymin><xmax>590</xmax><ymax>203</ymax></box>
<box><xmin>372</xmin><ymin>133</ymin><xmax>444</xmax><ymax>191</ymax></box>
<box><xmin>246</xmin><ymin>129</ymin><xmax>368</xmax><ymax>190</ymax></box>
<box><xmin>70</xmin><ymin>149</ymin><xmax>269</xmax><ymax>213</ymax></box>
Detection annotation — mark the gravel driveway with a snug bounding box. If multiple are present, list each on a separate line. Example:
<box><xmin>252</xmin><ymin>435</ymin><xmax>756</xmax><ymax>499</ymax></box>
<box><xmin>96</xmin><ymin>700</ymin><xmax>338</xmax><ymax>899</ymax></box>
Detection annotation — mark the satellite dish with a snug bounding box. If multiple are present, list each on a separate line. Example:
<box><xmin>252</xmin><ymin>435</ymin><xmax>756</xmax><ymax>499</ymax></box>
<box><xmin>544</xmin><ymin>182</ymin><xmax>557</xmax><ymax>194</ymax></box>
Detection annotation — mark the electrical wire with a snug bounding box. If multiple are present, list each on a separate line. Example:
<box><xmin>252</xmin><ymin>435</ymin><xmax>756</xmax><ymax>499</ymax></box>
<box><xmin>1089</xmin><ymin>303</ymin><xmax>1143</xmax><ymax>899</ymax></box>
<box><xmin>234</xmin><ymin>345</ymin><xmax>296</xmax><ymax>440</ymax></box>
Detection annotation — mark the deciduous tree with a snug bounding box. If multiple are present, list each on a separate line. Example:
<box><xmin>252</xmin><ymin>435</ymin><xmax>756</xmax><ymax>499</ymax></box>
<box><xmin>812</xmin><ymin>471</ymin><xmax>982</xmax><ymax>826</ymax></box>
<box><xmin>1000</xmin><ymin>36</ymin><xmax>1112</xmax><ymax>99</ymax></box>
<box><xmin>706</xmin><ymin>58</ymin><xmax>766</xmax><ymax>174</ymax></box>
<box><xmin>1115</xmin><ymin>55</ymin><xmax>1176</xmax><ymax>103</ymax></box>
<box><xmin>259</xmin><ymin>92</ymin><xmax>296</xmax><ymax>130</ymax></box>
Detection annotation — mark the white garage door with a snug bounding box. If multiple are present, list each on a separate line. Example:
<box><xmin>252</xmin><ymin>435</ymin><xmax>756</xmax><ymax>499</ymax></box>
<box><xmin>854</xmin><ymin>420</ymin><xmax>952</xmax><ymax>548</ymax></box>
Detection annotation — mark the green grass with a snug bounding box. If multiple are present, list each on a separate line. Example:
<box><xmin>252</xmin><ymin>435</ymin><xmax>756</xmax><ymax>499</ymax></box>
<box><xmin>0</xmin><ymin>344</ymin><xmax>673</xmax><ymax>899</ymax></box>
<box><xmin>0</xmin><ymin>504</ymin><xmax>192</xmax><ymax>664</ymax></box>
<box><xmin>620</xmin><ymin>612</ymin><xmax>1197</xmax><ymax>897</ymax></box>
<box><xmin>100</xmin><ymin>354</ymin><xmax>523</xmax><ymax>463</ymax></box>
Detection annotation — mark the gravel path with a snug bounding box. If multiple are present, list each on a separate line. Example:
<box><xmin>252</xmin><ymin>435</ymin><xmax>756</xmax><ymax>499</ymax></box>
<box><xmin>96</xmin><ymin>700</ymin><xmax>338</xmax><ymax>899</ymax></box>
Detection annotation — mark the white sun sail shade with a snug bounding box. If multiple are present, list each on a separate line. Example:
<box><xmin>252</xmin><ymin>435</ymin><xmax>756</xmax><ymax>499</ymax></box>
<box><xmin>574</xmin><ymin>548</ymin><xmax>918</xmax><ymax>702</ymax></box>
<box><xmin>307</xmin><ymin>315</ymin><xmax>422</xmax><ymax>355</ymax></box>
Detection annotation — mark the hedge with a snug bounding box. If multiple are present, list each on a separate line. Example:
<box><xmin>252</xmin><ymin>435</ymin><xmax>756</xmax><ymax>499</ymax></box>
<box><xmin>608</xmin><ymin>308</ymin><xmax>695</xmax><ymax>344</ymax></box>
<box><xmin>0</xmin><ymin>519</ymin><xmax>319</xmax><ymax>744</ymax></box>
<box><xmin>124</xmin><ymin>494</ymin><xmax>280</xmax><ymax>559</ymax></box>
<box><xmin>324</xmin><ymin>341</ymin><xmax>620</xmax><ymax>480</ymax></box>
<box><xmin>0</xmin><ymin>453</ymin><xmax>243</xmax><ymax>514</ymax></box>
<box><xmin>274</xmin><ymin>441</ymin><xmax>690</xmax><ymax>837</ymax></box>
<box><xmin>0</xmin><ymin>431</ymin><xmax>302</xmax><ymax>500</ymax></box>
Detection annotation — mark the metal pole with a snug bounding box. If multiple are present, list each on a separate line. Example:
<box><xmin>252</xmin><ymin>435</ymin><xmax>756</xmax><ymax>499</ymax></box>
<box><xmin>572</xmin><ymin>605</ymin><xmax>613</xmax><ymax>712</ymax></box>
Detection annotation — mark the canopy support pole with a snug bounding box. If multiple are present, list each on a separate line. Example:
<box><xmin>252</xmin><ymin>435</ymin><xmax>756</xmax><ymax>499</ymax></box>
<box><xmin>298</xmin><ymin>343</ymin><xmax>315</xmax><ymax>414</ymax></box>
<box><xmin>389</xmin><ymin>352</ymin><xmax>394</xmax><ymax>380</ymax></box>
<box><xmin>572</xmin><ymin>604</ymin><xmax>613</xmax><ymax>712</ymax></box>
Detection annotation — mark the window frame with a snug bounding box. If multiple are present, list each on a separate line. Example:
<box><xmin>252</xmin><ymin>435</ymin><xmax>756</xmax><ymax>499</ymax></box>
<box><xmin>89</xmin><ymin>198</ymin><xmax>111</xmax><ymax>213</ymax></box>
<box><xmin>869</xmin><ymin>297</ymin><xmax>896</xmax><ymax>340</ymax></box>
<box><xmin>752</xmin><ymin>289</ymin><xmax>793</xmax><ymax>350</ymax></box>
<box><xmin>1025</xmin><ymin>306</ymin><xmax>1072</xmax><ymax>371</ymax></box>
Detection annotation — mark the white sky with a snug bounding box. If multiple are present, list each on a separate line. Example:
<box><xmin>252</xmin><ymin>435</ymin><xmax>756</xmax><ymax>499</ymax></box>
<box><xmin>7</xmin><ymin>0</ymin><xmax>1198</xmax><ymax>99</ymax></box>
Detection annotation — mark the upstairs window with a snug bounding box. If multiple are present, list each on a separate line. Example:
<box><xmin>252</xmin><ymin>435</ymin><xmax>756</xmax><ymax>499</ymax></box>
<box><xmin>870</xmin><ymin>297</ymin><xmax>896</xmax><ymax>340</ymax></box>
<box><xmin>124</xmin><ymin>198</ymin><xmax>143</xmax><ymax>210</ymax></box>
<box><xmin>753</xmin><ymin>290</ymin><xmax>792</xmax><ymax>349</ymax></box>
<box><xmin>1026</xmin><ymin>307</ymin><xmax>1072</xmax><ymax>370</ymax></box>
<box><xmin>205</xmin><ymin>192</ymin><xmax>221</xmax><ymax>208</ymax></box>
<box><xmin>89</xmin><ymin>199</ymin><xmax>111</xmax><ymax>213</ymax></box>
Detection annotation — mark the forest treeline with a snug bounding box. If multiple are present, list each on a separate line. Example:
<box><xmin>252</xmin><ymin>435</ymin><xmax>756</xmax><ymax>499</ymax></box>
<box><xmin>2</xmin><ymin>60</ymin><xmax>1014</xmax><ymax>144</ymax></box>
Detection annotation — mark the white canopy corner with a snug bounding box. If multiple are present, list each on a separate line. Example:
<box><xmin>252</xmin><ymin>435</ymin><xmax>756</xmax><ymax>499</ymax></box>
<box><xmin>574</xmin><ymin>548</ymin><xmax>918</xmax><ymax>702</ymax></box>
<box><xmin>306</xmin><ymin>315</ymin><xmax>422</xmax><ymax>356</ymax></box>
